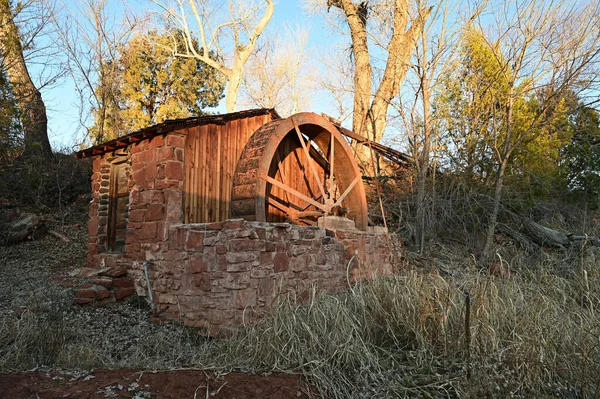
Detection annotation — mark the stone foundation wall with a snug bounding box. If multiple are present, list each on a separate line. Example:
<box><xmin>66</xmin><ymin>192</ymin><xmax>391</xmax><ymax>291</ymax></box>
<box><xmin>126</xmin><ymin>219</ymin><xmax>401</xmax><ymax>335</ymax></box>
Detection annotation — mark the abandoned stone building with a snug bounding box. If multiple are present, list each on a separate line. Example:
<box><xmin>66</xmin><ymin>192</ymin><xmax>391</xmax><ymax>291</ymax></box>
<box><xmin>76</xmin><ymin>109</ymin><xmax>402</xmax><ymax>334</ymax></box>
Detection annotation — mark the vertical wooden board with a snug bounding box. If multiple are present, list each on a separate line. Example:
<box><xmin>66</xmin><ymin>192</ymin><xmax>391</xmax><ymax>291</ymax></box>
<box><xmin>208</xmin><ymin>123</ymin><xmax>217</xmax><ymax>222</ymax></box>
<box><xmin>194</xmin><ymin>126</ymin><xmax>204</xmax><ymax>223</ymax></box>
<box><xmin>183</xmin><ymin>128</ymin><xmax>192</xmax><ymax>223</ymax></box>
<box><xmin>206</xmin><ymin>124</ymin><xmax>213</xmax><ymax>222</ymax></box>
<box><xmin>216</xmin><ymin>123</ymin><xmax>223</xmax><ymax>221</ymax></box>
<box><xmin>183</xmin><ymin>129</ymin><xmax>196</xmax><ymax>223</ymax></box>
<box><xmin>190</xmin><ymin>126</ymin><xmax>200</xmax><ymax>223</ymax></box>
<box><xmin>194</xmin><ymin>126</ymin><xmax>200</xmax><ymax>223</ymax></box>
<box><xmin>224</xmin><ymin>119</ymin><xmax>235</xmax><ymax>221</ymax></box>
<box><xmin>199</xmin><ymin>124</ymin><xmax>208</xmax><ymax>222</ymax></box>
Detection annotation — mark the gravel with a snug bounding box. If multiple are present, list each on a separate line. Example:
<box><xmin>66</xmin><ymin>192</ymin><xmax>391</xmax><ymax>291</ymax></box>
<box><xmin>0</xmin><ymin>202</ymin><xmax>212</xmax><ymax>372</ymax></box>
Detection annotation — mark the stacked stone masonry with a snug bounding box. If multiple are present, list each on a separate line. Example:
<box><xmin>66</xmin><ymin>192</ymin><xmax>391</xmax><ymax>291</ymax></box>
<box><xmin>128</xmin><ymin>220</ymin><xmax>401</xmax><ymax>335</ymax></box>
<box><xmin>73</xmin><ymin>267</ymin><xmax>136</xmax><ymax>306</ymax></box>
<box><xmin>86</xmin><ymin>130</ymin><xmax>402</xmax><ymax>335</ymax></box>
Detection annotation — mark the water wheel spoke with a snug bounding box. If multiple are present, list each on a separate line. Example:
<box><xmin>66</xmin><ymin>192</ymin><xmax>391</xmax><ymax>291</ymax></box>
<box><xmin>301</xmin><ymin>194</ymin><xmax>322</xmax><ymax>211</ymax></box>
<box><xmin>292</xmin><ymin>118</ymin><xmax>327</xmax><ymax>199</ymax></box>
<box><xmin>260</xmin><ymin>173</ymin><xmax>328</xmax><ymax>211</ymax></box>
<box><xmin>308</xmin><ymin>145</ymin><xmax>330</xmax><ymax>173</ymax></box>
<box><xmin>274</xmin><ymin>150</ymin><xmax>292</xmax><ymax>204</ymax></box>
<box><xmin>267</xmin><ymin>196</ymin><xmax>323</xmax><ymax>221</ymax></box>
<box><xmin>333</xmin><ymin>175</ymin><xmax>360</xmax><ymax>207</ymax></box>
<box><xmin>291</xmin><ymin>147</ymin><xmax>316</xmax><ymax>199</ymax></box>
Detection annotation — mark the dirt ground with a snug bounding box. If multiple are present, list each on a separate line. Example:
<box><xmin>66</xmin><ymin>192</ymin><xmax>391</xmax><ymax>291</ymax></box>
<box><xmin>0</xmin><ymin>202</ymin><xmax>317</xmax><ymax>399</ymax></box>
<box><xmin>0</xmin><ymin>369</ymin><xmax>313</xmax><ymax>398</ymax></box>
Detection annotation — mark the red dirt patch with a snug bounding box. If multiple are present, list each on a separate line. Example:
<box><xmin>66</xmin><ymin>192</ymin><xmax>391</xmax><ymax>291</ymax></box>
<box><xmin>0</xmin><ymin>369</ymin><xmax>316</xmax><ymax>398</ymax></box>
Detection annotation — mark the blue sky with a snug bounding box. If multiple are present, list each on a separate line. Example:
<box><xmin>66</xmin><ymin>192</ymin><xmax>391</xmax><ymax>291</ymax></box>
<box><xmin>37</xmin><ymin>0</ymin><xmax>338</xmax><ymax>151</ymax></box>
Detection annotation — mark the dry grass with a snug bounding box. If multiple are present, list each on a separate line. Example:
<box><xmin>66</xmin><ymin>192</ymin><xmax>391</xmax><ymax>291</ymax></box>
<box><xmin>220</xmin><ymin>263</ymin><xmax>600</xmax><ymax>398</ymax></box>
<box><xmin>2</xmin><ymin>256</ymin><xmax>599</xmax><ymax>398</ymax></box>
<box><xmin>2</xmin><ymin>194</ymin><xmax>600</xmax><ymax>397</ymax></box>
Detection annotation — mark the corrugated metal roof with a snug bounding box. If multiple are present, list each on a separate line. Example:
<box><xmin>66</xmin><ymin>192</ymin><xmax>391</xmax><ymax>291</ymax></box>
<box><xmin>75</xmin><ymin>108</ymin><xmax>280</xmax><ymax>158</ymax></box>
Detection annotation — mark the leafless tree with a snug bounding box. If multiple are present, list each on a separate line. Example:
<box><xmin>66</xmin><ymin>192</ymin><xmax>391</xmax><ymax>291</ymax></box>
<box><xmin>306</xmin><ymin>0</ymin><xmax>432</xmax><ymax>156</ymax></box>
<box><xmin>393</xmin><ymin>0</ymin><xmax>474</xmax><ymax>253</ymax></box>
<box><xmin>50</xmin><ymin>0</ymin><xmax>142</xmax><ymax>144</ymax></box>
<box><xmin>240</xmin><ymin>25</ymin><xmax>316</xmax><ymax>117</ymax></box>
<box><xmin>477</xmin><ymin>0</ymin><xmax>600</xmax><ymax>262</ymax></box>
<box><xmin>153</xmin><ymin>0</ymin><xmax>274</xmax><ymax>112</ymax></box>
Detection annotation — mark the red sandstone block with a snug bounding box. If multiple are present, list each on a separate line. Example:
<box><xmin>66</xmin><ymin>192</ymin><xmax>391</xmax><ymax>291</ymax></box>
<box><xmin>154</xmin><ymin>179</ymin><xmax>180</xmax><ymax>190</ymax></box>
<box><xmin>260</xmin><ymin>251</ymin><xmax>273</xmax><ymax>265</ymax></box>
<box><xmin>185</xmin><ymin>231</ymin><xmax>204</xmax><ymax>251</ymax></box>
<box><xmin>175</xmin><ymin>148</ymin><xmax>184</xmax><ymax>162</ymax></box>
<box><xmin>230</xmin><ymin>239</ymin><xmax>265</xmax><ymax>252</ymax></box>
<box><xmin>93</xmin><ymin>157</ymin><xmax>102</xmax><ymax>171</ymax></box>
<box><xmin>75</xmin><ymin>289</ymin><xmax>96</xmax><ymax>298</ymax></box>
<box><xmin>112</xmin><ymin>277</ymin><xmax>133</xmax><ymax>288</ymax></box>
<box><xmin>335</xmin><ymin>231</ymin><xmax>346</xmax><ymax>239</ymax></box>
<box><xmin>273</xmin><ymin>253</ymin><xmax>289</xmax><ymax>272</ymax></box>
<box><xmin>147</xmin><ymin>135</ymin><xmax>165</xmax><ymax>149</ymax></box>
<box><xmin>265</xmin><ymin>243</ymin><xmax>276</xmax><ymax>252</ymax></box>
<box><xmin>138</xmin><ymin>222</ymin><xmax>158</xmax><ymax>240</ymax></box>
<box><xmin>166</xmin><ymin>135</ymin><xmax>185</xmax><ymax>148</ymax></box>
<box><xmin>223</xmin><ymin>219</ymin><xmax>245</xmax><ymax>230</ymax></box>
<box><xmin>145</xmin><ymin>203</ymin><xmax>165</xmax><ymax>221</ymax></box>
<box><xmin>165</xmin><ymin>161</ymin><xmax>183</xmax><ymax>180</ymax></box>
<box><xmin>236</xmin><ymin>288</ymin><xmax>257</xmax><ymax>309</ymax></box>
<box><xmin>132</xmin><ymin>168</ymin><xmax>147</xmax><ymax>186</ymax></box>
<box><xmin>131</xmin><ymin>141</ymin><xmax>147</xmax><ymax>154</ymax></box>
<box><xmin>146</xmin><ymin>162</ymin><xmax>158</xmax><ymax>181</ymax></box>
<box><xmin>156</xmin><ymin>164</ymin><xmax>165</xmax><ymax>180</ymax></box>
<box><xmin>93</xmin><ymin>278</ymin><xmax>113</xmax><ymax>288</ymax></box>
<box><xmin>128</xmin><ymin>209</ymin><xmax>144</xmax><ymax>223</ymax></box>
<box><xmin>96</xmin><ymin>290</ymin><xmax>111</xmax><ymax>300</ymax></box>
<box><xmin>115</xmin><ymin>287</ymin><xmax>135</xmax><ymax>300</ymax></box>
<box><xmin>206</xmin><ymin>221</ymin><xmax>224</xmax><ymax>230</ymax></box>
<box><xmin>88</xmin><ymin>217</ymin><xmax>98</xmax><ymax>235</ymax></box>
<box><xmin>255</xmin><ymin>227</ymin><xmax>266</xmax><ymax>240</ymax></box>
<box><xmin>215</xmin><ymin>244</ymin><xmax>227</xmax><ymax>255</ymax></box>
<box><xmin>75</xmin><ymin>298</ymin><xmax>93</xmax><ymax>305</ymax></box>
<box><xmin>216</xmin><ymin>255</ymin><xmax>227</xmax><ymax>271</ymax></box>
<box><xmin>194</xmin><ymin>274</ymin><xmax>212</xmax><ymax>292</ymax></box>
<box><xmin>188</xmin><ymin>258</ymin><xmax>208</xmax><ymax>274</ymax></box>
<box><xmin>156</xmin><ymin>147</ymin><xmax>174</xmax><ymax>162</ymax></box>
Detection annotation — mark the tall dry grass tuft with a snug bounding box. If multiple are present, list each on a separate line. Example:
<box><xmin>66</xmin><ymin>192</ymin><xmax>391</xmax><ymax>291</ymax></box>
<box><xmin>0</xmin><ymin>310</ymin><xmax>70</xmax><ymax>369</ymax></box>
<box><xmin>221</xmin><ymin>266</ymin><xmax>600</xmax><ymax>398</ymax></box>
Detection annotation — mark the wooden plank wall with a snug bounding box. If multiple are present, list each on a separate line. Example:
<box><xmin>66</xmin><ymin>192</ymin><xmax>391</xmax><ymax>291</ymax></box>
<box><xmin>184</xmin><ymin>114</ymin><xmax>273</xmax><ymax>223</ymax></box>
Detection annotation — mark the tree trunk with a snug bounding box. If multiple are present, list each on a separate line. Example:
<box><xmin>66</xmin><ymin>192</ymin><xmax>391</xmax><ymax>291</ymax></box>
<box><xmin>481</xmin><ymin>157</ymin><xmax>508</xmax><ymax>264</ymax></box>
<box><xmin>225</xmin><ymin>63</ymin><xmax>242</xmax><ymax>113</ymax></box>
<box><xmin>330</xmin><ymin>1</ymin><xmax>431</xmax><ymax>173</ymax></box>
<box><xmin>0</xmin><ymin>0</ymin><xmax>52</xmax><ymax>159</ymax></box>
<box><xmin>416</xmin><ymin>73</ymin><xmax>431</xmax><ymax>254</ymax></box>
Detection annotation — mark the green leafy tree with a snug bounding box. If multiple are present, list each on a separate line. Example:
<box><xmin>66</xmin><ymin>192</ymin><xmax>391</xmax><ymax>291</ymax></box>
<box><xmin>562</xmin><ymin>104</ymin><xmax>600</xmax><ymax>206</ymax></box>
<box><xmin>435</xmin><ymin>28</ymin><xmax>510</xmax><ymax>183</ymax></box>
<box><xmin>508</xmin><ymin>92</ymin><xmax>573</xmax><ymax>198</ymax></box>
<box><xmin>91</xmin><ymin>30</ymin><xmax>225</xmax><ymax>142</ymax></box>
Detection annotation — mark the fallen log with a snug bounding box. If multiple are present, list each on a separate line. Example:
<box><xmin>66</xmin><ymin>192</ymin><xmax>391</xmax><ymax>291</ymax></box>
<box><xmin>504</xmin><ymin>215</ymin><xmax>600</xmax><ymax>250</ymax></box>
<box><xmin>521</xmin><ymin>219</ymin><xmax>571</xmax><ymax>248</ymax></box>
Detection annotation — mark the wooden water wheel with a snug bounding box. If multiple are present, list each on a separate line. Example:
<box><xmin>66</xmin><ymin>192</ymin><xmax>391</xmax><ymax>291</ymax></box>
<box><xmin>231</xmin><ymin>112</ymin><xmax>368</xmax><ymax>230</ymax></box>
